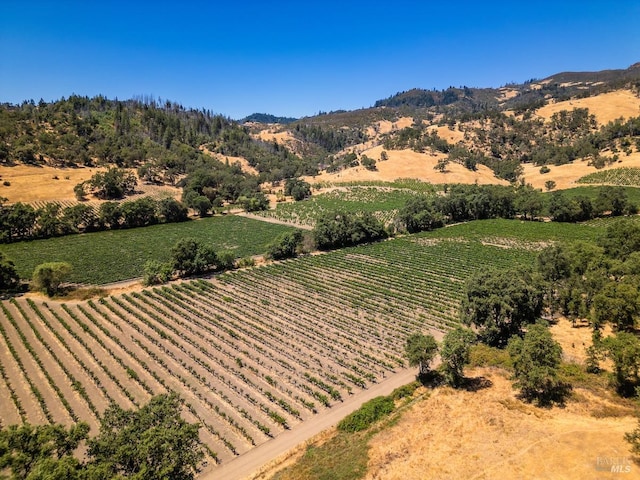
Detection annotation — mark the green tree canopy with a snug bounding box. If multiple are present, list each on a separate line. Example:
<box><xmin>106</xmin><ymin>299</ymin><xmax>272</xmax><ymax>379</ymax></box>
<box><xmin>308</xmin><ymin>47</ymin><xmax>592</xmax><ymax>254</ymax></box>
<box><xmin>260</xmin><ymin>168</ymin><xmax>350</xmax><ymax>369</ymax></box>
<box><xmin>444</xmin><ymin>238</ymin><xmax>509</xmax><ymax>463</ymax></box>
<box><xmin>507</xmin><ymin>323</ymin><xmax>568</xmax><ymax>405</ymax></box>
<box><xmin>266</xmin><ymin>230</ymin><xmax>303</xmax><ymax>260</ymax></box>
<box><xmin>404</xmin><ymin>332</ymin><xmax>438</xmax><ymax>374</ymax></box>
<box><xmin>284</xmin><ymin>178</ymin><xmax>312</xmax><ymax>201</ymax></box>
<box><xmin>601</xmin><ymin>332</ymin><xmax>640</xmax><ymax>396</ymax></box>
<box><xmin>31</xmin><ymin>262</ymin><xmax>72</xmax><ymax>297</ymax></box>
<box><xmin>87</xmin><ymin>393</ymin><xmax>204</xmax><ymax>480</ymax></box>
<box><xmin>0</xmin><ymin>252</ymin><xmax>19</xmax><ymax>291</ymax></box>
<box><xmin>0</xmin><ymin>423</ymin><xmax>90</xmax><ymax>480</ymax></box>
<box><xmin>85</xmin><ymin>167</ymin><xmax>137</xmax><ymax>200</ymax></box>
<box><xmin>440</xmin><ymin>327</ymin><xmax>476</xmax><ymax>387</ymax></box>
<box><xmin>171</xmin><ymin>238</ymin><xmax>217</xmax><ymax>276</ymax></box>
<box><xmin>461</xmin><ymin>268</ymin><xmax>543</xmax><ymax>347</ymax></box>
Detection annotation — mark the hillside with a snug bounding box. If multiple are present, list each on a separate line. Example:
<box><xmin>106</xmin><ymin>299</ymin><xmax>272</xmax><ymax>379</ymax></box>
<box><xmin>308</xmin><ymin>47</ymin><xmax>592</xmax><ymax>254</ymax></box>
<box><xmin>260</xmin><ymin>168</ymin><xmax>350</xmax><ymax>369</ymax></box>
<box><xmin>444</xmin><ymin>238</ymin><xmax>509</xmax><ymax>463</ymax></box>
<box><xmin>1</xmin><ymin>63</ymin><xmax>640</xmax><ymax>203</ymax></box>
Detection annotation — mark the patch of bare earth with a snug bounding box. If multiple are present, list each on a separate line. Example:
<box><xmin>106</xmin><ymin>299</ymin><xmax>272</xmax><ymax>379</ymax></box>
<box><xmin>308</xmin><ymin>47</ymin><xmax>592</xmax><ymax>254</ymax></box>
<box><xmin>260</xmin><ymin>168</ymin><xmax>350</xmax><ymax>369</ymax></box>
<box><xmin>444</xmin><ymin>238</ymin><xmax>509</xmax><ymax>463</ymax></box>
<box><xmin>364</xmin><ymin>367</ymin><xmax>635</xmax><ymax>480</ymax></box>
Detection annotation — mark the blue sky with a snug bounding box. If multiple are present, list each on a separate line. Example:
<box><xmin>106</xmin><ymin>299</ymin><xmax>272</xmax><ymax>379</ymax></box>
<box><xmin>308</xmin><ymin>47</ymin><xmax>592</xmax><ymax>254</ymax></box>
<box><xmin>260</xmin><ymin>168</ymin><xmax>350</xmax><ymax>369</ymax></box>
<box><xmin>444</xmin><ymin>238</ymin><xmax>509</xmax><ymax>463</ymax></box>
<box><xmin>1</xmin><ymin>1</ymin><xmax>639</xmax><ymax>119</ymax></box>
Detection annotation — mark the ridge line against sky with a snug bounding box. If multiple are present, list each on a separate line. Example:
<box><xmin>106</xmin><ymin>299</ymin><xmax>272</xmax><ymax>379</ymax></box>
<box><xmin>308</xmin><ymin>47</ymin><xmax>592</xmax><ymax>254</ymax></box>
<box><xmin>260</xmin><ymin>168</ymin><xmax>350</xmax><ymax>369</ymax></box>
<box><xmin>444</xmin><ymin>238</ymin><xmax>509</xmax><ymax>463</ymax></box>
<box><xmin>1</xmin><ymin>1</ymin><xmax>640</xmax><ymax>119</ymax></box>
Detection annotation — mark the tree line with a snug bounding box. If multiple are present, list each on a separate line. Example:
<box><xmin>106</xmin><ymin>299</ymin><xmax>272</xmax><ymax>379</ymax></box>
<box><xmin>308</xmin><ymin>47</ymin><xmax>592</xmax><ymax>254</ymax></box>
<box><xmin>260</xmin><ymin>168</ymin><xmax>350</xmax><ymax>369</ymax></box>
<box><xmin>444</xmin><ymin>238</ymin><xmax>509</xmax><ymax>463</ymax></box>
<box><xmin>0</xmin><ymin>95</ymin><xmax>319</xmax><ymax>187</ymax></box>
<box><xmin>0</xmin><ymin>197</ymin><xmax>189</xmax><ymax>243</ymax></box>
<box><xmin>396</xmin><ymin>184</ymin><xmax>636</xmax><ymax>234</ymax></box>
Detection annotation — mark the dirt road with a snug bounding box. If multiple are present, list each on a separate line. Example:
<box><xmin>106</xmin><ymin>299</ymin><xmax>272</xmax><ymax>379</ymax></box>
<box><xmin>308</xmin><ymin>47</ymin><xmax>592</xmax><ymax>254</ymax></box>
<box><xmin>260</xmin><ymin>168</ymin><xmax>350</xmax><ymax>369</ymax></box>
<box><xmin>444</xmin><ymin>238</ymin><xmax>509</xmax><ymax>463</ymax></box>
<box><xmin>200</xmin><ymin>368</ymin><xmax>418</xmax><ymax>480</ymax></box>
<box><xmin>236</xmin><ymin>212</ymin><xmax>314</xmax><ymax>230</ymax></box>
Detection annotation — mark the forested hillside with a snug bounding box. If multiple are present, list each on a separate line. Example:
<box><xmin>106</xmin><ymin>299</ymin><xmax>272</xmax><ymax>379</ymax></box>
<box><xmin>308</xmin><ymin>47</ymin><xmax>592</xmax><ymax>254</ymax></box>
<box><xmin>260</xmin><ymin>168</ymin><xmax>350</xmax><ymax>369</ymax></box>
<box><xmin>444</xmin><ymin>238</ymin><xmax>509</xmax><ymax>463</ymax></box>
<box><xmin>0</xmin><ymin>95</ymin><xmax>316</xmax><ymax>184</ymax></box>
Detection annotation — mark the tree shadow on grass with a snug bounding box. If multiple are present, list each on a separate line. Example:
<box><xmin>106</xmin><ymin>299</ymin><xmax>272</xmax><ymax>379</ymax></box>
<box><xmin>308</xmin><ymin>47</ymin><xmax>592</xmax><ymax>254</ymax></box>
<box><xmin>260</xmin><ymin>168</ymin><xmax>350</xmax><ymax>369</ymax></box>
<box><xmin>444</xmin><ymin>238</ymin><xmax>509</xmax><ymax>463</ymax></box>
<box><xmin>460</xmin><ymin>376</ymin><xmax>493</xmax><ymax>392</ymax></box>
<box><xmin>416</xmin><ymin>370</ymin><xmax>444</xmax><ymax>388</ymax></box>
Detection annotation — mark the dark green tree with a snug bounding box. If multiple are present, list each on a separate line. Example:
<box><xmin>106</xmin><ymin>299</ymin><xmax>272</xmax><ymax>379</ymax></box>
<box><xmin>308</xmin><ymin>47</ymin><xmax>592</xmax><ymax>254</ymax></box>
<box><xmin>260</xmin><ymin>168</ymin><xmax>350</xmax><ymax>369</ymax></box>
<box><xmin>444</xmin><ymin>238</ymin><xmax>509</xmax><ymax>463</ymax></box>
<box><xmin>158</xmin><ymin>198</ymin><xmax>188</xmax><ymax>223</ymax></box>
<box><xmin>601</xmin><ymin>332</ymin><xmax>640</xmax><ymax>396</ymax></box>
<box><xmin>599</xmin><ymin>219</ymin><xmax>640</xmax><ymax>261</ymax></box>
<box><xmin>313</xmin><ymin>211</ymin><xmax>387</xmax><ymax>250</ymax></box>
<box><xmin>461</xmin><ymin>268</ymin><xmax>543</xmax><ymax>347</ymax></box>
<box><xmin>85</xmin><ymin>167</ymin><xmax>137</xmax><ymax>199</ymax></box>
<box><xmin>142</xmin><ymin>260</ymin><xmax>173</xmax><ymax>286</ymax></box>
<box><xmin>0</xmin><ymin>252</ymin><xmax>19</xmax><ymax>291</ymax></box>
<box><xmin>188</xmin><ymin>195</ymin><xmax>212</xmax><ymax>217</ymax></box>
<box><xmin>284</xmin><ymin>178</ymin><xmax>312</xmax><ymax>201</ymax></box>
<box><xmin>266</xmin><ymin>230</ymin><xmax>303</xmax><ymax>260</ymax></box>
<box><xmin>397</xmin><ymin>196</ymin><xmax>444</xmax><ymax>233</ymax></box>
<box><xmin>61</xmin><ymin>204</ymin><xmax>98</xmax><ymax>233</ymax></box>
<box><xmin>120</xmin><ymin>198</ymin><xmax>159</xmax><ymax>228</ymax></box>
<box><xmin>0</xmin><ymin>423</ymin><xmax>90</xmax><ymax>480</ymax></box>
<box><xmin>592</xmin><ymin>281</ymin><xmax>640</xmax><ymax>331</ymax></box>
<box><xmin>36</xmin><ymin>203</ymin><xmax>64</xmax><ymax>238</ymax></box>
<box><xmin>86</xmin><ymin>393</ymin><xmax>204</xmax><ymax>480</ymax></box>
<box><xmin>98</xmin><ymin>202</ymin><xmax>123</xmax><ymax>229</ymax></box>
<box><xmin>171</xmin><ymin>238</ymin><xmax>217</xmax><ymax>276</ymax></box>
<box><xmin>508</xmin><ymin>323</ymin><xmax>568</xmax><ymax>405</ymax></box>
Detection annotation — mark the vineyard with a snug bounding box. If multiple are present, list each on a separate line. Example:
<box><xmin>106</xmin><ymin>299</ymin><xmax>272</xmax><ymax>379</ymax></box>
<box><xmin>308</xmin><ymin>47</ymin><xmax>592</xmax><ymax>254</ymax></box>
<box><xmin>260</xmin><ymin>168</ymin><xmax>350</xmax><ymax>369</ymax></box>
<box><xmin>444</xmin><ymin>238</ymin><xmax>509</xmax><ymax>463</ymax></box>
<box><xmin>258</xmin><ymin>186</ymin><xmax>429</xmax><ymax>227</ymax></box>
<box><xmin>577</xmin><ymin>167</ymin><xmax>640</xmax><ymax>186</ymax></box>
<box><xmin>0</xmin><ymin>216</ymin><xmax>298</xmax><ymax>284</ymax></box>
<box><xmin>0</xmin><ymin>222</ymin><xmax>547</xmax><ymax>471</ymax></box>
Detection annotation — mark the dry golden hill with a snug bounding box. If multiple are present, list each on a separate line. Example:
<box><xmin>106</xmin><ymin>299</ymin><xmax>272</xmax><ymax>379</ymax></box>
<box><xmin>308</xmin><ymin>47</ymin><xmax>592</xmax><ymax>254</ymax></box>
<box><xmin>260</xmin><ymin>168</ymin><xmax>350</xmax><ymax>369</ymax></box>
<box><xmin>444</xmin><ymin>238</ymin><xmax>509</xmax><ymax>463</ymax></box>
<box><xmin>364</xmin><ymin>367</ymin><xmax>635</xmax><ymax>480</ymax></box>
<box><xmin>307</xmin><ymin>146</ymin><xmax>507</xmax><ymax>186</ymax></box>
<box><xmin>521</xmin><ymin>151</ymin><xmax>640</xmax><ymax>190</ymax></box>
<box><xmin>0</xmin><ymin>165</ymin><xmax>181</xmax><ymax>205</ymax></box>
<box><xmin>535</xmin><ymin>89</ymin><xmax>640</xmax><ymax>125</ymax></box>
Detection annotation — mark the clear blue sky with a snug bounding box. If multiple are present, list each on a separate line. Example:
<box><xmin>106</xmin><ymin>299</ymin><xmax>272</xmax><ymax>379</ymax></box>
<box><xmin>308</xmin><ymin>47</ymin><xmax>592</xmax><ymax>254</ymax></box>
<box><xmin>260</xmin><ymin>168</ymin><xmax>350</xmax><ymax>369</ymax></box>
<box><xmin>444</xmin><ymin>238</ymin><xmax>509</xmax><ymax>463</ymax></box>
<box><xmin>1</xmin><ymin>1</ymin><xmax>639</xmax><ymax>119</ymax></box>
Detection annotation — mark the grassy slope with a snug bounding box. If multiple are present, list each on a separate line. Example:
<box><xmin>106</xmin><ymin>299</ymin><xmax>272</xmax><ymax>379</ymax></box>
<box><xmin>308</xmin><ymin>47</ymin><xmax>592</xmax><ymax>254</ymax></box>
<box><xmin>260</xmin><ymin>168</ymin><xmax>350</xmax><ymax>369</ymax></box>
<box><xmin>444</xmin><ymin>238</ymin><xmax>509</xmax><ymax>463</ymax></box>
<box><xmin>0</xmin><ymin>216</ymin><xmax>298</xmax><ymax>284</ymax></box>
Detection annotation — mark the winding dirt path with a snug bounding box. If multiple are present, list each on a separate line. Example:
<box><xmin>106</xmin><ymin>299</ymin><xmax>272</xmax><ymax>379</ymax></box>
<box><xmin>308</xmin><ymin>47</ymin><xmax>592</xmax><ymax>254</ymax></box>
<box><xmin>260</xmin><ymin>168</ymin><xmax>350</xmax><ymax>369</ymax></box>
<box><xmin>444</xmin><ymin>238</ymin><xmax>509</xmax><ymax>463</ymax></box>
<box><xmin>199</xmin><ymin>367</ymin><xmax>417</xmax><ymax>480</ymax></box>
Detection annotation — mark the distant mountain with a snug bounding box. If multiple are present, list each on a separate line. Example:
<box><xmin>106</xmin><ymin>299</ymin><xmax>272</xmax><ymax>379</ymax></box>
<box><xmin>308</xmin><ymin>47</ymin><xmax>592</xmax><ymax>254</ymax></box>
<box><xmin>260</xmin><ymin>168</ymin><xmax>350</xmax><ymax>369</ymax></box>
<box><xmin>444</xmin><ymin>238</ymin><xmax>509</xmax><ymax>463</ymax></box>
<box><xmin>543</xmin><ymin>62</ymin><xmax>640</xmax><ymax>85</ymax></box>
<box><xmin>371</xmin><ymin>62</ymin><xmax>640</xmax><ymax>116</ymax></box>
<box><xmin>242</xmin><ymin>113</ymin><xmax>298</xmax><ymax>124</ymax></box>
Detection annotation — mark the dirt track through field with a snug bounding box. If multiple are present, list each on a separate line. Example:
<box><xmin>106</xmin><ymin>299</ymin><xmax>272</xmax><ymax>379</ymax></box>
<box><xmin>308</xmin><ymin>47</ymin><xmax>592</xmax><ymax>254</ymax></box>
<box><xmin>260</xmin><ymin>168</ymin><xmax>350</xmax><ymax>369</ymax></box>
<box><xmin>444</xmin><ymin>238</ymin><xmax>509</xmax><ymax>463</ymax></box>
<box><xmin>200</xmin><ymin>367</ymin><xmax>418</xmax><ymax>480</ymax></box>
<box><xmin>236</xmin><ymin>211</ymin><xmax>314</xmax><ymax>230</ymax></box>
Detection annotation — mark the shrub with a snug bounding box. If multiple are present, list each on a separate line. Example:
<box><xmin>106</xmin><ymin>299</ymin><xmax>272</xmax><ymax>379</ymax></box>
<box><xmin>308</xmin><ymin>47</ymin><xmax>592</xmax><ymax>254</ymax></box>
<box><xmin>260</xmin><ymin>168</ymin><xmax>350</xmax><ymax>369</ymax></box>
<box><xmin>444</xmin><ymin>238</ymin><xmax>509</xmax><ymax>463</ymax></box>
<box><xmin>390</xmin><ymin>382</ymin><xmax>420</xmax><ymax>401</ymax></box>
<box><xmin>266</xmin><ymin>230</ymin><xmax>303</xmax><ymax>260</ymax></box>
<box><xmin>337</xmin><ymin>396</ymin><xmax>395</xmax><ymax>432</ymax></box>
<box><xmin>31</xmin><ymin>262</ymin><xmax>72</xmax><ymax>297</ymax></box>
<box><xmin>143</xmin><ymin>260</ymin><xmax>173</xmax><ymax>286</ymax></box>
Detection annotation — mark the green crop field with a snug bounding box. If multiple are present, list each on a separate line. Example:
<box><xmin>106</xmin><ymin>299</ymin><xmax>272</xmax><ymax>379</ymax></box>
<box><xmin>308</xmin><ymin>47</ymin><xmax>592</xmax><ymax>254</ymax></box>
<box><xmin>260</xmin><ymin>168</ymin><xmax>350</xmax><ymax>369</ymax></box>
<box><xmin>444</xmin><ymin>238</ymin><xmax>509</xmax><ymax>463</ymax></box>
<box><xmin>431</xmin><ymin>218</ymin><xmax>604</xmax><ymax>244</ymax></box>
<box><xmin>313</xmin><ymin>178</ymin><xmax>439</xmax><ymax>193</ymax></box>
<box><xmin>258</xmin><ymin>186</ymin><xmax>430</xmax><ymax>226</ymax></box>
<box><xmin>0</xmin><ymin>216</ymin><xmax>299</xmax><ymax>284</ymax></box>
<box><xmin>577</xmin><ymin>167</ymin><xmax>640</xmax><ymax>186</ymax></box>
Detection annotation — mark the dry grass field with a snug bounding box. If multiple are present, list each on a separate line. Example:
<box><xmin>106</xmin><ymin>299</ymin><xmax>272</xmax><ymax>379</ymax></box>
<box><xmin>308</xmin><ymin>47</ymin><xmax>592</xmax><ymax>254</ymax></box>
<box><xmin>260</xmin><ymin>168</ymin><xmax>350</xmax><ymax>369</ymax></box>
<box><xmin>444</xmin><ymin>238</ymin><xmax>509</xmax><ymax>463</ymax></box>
<box><xmin>0</xmin><ymin>165</ymin><xmax>181</xmax><ymax>205</ymax></box>
<box><xmin>535</xmin><ymin>89</ymin><xmax>640</xmax><ymax>125</ymax></box>
<box><xmin>363</xmin><ymin>368</ymin><xmax>635</xmax><ymax>480</ymax></box>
